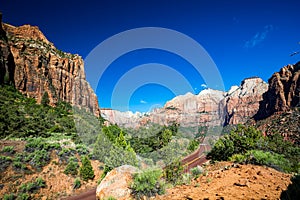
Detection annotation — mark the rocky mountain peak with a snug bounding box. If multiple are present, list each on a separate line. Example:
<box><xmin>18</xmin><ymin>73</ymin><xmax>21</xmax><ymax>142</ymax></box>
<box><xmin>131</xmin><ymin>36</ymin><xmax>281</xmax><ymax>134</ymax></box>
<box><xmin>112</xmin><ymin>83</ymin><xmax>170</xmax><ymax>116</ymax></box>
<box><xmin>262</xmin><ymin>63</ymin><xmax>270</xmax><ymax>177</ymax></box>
<box><xmin>3</xmin><ymin>23</ymin><xmax>54</xmax><ymax>48</ymax></box>
<box><xmin>221</xmin><ymin>77</ymin><xmax>268</xmax><ymax>125</ymax></box>
<box><xmin>0</xmin><ymin>20</ymin><xmax>100</xmax><ymax>115</ymax></box>
<box><xmin>255</xmin><ymin>62</ymin><xmax>300</xmax><ymax>120</ymax></box>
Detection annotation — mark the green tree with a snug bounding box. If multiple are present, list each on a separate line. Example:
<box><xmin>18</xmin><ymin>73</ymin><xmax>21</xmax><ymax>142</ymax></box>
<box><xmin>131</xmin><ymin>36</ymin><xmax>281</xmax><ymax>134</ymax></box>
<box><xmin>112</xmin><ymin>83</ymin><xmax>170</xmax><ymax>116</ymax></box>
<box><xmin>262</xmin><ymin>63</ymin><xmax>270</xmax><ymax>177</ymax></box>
<box><xmin>79</xmin><ymin>156</ymin><xmax>94</xmax><ymax>181</ymax></box>
<box><xmin>207</xmin><ymin>125</ymin><xmax>263</xmax><ymax>161</ymax></box>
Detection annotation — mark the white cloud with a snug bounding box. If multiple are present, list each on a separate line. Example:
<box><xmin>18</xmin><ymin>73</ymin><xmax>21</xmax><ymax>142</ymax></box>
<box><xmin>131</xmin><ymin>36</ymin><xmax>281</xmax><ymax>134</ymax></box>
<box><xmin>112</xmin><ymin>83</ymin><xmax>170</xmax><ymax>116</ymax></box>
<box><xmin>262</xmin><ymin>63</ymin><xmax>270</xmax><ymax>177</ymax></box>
<box><xmin>201</xmin><ymin>84</ymin><xmax>207</xmax><ymax>88</ymax></box>
<box><xmin>140</xmin><ymin>100</ymin><xmax>147</xmax><ymax>104</ymax></box>
<box><xmin>244</xmin><ymin>25</ymin><xmax>274</xmax><ymax>48</ymax></box>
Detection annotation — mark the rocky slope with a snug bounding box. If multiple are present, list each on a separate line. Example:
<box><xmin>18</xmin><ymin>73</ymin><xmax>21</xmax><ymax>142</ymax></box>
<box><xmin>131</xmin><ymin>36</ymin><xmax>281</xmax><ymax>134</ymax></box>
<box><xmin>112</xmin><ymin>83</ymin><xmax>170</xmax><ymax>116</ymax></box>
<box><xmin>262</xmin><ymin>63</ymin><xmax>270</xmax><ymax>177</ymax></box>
<box><xmin>0</xmin><ymin>14</ymin><xmax>100</xmax><ymax>115</ymax></box>
<box><xmin>156</xmin><ymin>162</ymin><xmax>292</xmax><ymax>200</ymax></box>
<box><xmin>101</xmin><ymin>78</ymin><xmax>268</xmax><ymax>128</ymax></box>
<box><xmin>222</xmin><ymin>77</ymin><xmax>268</xmax><ymax>125</ymax></box>
<box><xmin>255</xmin><ymin>62</ymin><xmax>300</xmax><ymax>120</ymax></box>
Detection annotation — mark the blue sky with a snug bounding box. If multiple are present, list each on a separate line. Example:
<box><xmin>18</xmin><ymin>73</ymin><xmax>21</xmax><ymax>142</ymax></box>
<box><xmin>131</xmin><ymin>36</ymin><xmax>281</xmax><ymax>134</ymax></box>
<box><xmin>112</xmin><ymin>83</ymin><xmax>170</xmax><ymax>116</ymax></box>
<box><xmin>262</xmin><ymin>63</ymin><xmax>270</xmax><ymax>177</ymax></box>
<box><xmin>1</xmin><ymin>0</ymin><xmax>300</xmax><ymax>112</ymax></box>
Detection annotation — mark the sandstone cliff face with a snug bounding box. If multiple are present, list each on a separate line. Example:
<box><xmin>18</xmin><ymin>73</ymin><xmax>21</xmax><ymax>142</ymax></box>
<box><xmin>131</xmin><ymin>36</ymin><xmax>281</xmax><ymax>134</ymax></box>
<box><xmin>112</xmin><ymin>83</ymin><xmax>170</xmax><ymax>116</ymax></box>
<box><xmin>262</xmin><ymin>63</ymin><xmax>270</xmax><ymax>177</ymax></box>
<box><xmin>0</xmin><ymin>18</ymin><xmax>100</xmax><ymax>115</ymax></box>
<box><xmin>255</xmin><ymin>62</ymin><xmax>300</xmax><ymax>120</ymax></box>
<box><xmin>222</xmin><ymin>77</ymin><xmax>268</xmax><ymax>125</ymax></box>
<box><xmin>146</xmin><ymin>89</ymin><xmax>225</xmax><ymax>127</ymax></box>
<box><xmin>101</xmin><ymin>79</ymin><xmax>268</xmax><ymax>128</ymax></box>
<box><xmin>100</xmin><ymin>109</ymin><xmax>143</xmax><ymax>128</ymax></box>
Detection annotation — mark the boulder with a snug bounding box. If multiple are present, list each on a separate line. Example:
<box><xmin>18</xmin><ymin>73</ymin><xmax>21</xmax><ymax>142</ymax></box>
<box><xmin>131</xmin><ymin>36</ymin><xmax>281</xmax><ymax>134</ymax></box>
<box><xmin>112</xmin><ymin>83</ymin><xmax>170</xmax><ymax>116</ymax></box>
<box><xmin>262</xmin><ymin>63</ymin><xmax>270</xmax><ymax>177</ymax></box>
<box><xmin>96</xmin><ymin>165</ymin><xmax>139</xmax><ymax>200</ymax></box>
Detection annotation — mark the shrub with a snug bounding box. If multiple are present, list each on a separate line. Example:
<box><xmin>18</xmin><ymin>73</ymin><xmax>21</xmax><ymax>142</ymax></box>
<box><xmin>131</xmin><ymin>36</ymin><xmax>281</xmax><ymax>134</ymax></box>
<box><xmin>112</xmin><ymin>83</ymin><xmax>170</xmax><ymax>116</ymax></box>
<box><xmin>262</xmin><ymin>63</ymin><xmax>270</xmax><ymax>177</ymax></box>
<box><xmin>16</xmin><ymin>193</ymin><xmax>29</xmax><ymax>200</ymax></box>
<box><xmin>3</xmin><ymin>194</ymin><xmax>15</xmax><ymax>200</ymax></box>
<box><xmin>229</xmin><ymin>150</ymin><xmax>292</xmax><ymax>172</ymax></box>
<box><xmin>2</xmin><ymin>146</ymin><xmax>15</xmax><ymax>154</ymax></box>
<box><xmin>73</xmin><ymin>178</ymin><xmax>81</xmax><ymax>189</ymax></box>
<box><xmin>131</xmin><ymin>169</ymin><xmax>165</xmax><ymax>199</ymax></box>
<box><xmin>64</xmin><ymin>157</ymin><xmax>79</xmax><ymax>176</ymax></box>
<box><xmin>190</xmin><ymin>167</ymin><xmax>203</xmax><ymax>179</ymax></box>
<box><xmin>187</xmin><ymin>139</ymin><xmax>200</xmax><ymax>152</ymax></box>
<box><xmin>0</xmin><ymin>155</ymin><xmax>12</xmax><ymax>171</ymax></box>
<box><xmin>79</xmin><ymin>156</ymin><xmax>94</xmax><ymax>181</ymax></box>
<box><xmin>163</xmin><ymin>159</ymin><xmax>183</xmax><ymax>185</ymax></box>
<box><xmin>29</xmin><ymin>149</ymin><xmax>50</xmax><ymax>168</ymax></box>
<box><xmin>19</xmin><ymin>177</ymin><xmax>46</xmax><ymax>194</ymax></box>
<box><xmin>207</xmin><ymin>125</ymin><xmax>263</xmax><ymax>161</ymax></box>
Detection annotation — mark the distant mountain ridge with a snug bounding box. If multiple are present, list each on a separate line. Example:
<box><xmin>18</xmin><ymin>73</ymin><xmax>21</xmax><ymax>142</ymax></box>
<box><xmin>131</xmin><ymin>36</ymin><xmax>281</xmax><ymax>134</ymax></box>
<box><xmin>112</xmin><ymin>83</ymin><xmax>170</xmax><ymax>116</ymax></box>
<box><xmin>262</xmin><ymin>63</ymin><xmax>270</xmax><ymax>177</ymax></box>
<box><xmin>101</xmin><ymin>77</ymin><xmax>268</xmax><ymax>128</ymax></box>
<box><xmin>0</xmin><ymin>13</ymin><xmax>100</xmax><ymax>115</ymax></box>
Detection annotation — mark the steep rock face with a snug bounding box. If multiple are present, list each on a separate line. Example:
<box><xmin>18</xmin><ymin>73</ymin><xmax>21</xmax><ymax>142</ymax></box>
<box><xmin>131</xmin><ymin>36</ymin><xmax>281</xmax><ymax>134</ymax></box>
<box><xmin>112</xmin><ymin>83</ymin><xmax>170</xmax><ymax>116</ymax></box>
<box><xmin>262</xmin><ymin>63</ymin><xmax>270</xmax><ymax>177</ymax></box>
<box><xmin>146</xmin><ymin>89</ymin><xmax>225</xmax><ymax>127</ymax></box>
<box><xmin>101</xmin><ymin>79</ymin><xmax>269</xmax><ymax>128</ymax></box>
<box><xmin>255</xmin><ymin>62</ymin><xmax>300</xmax><ymax>120</ymax></box>
<box><xmin>0</xmin><ymin>13</ymin><xmax>15</xmax><ymax>86</ymax></box>
<box><xmin>222</xmin><ymin>77</ymin><xmax>268</xmax><ymax>125</ymax></box>
<box><xmin>100</xmin><ymin>109</ymin><xmax>143</xmax><ymax>128</ymax></box>
<box><xmin>0</xmin><ymin>20</ymin><xmax>100</xmax><ymax>115</ymax></box>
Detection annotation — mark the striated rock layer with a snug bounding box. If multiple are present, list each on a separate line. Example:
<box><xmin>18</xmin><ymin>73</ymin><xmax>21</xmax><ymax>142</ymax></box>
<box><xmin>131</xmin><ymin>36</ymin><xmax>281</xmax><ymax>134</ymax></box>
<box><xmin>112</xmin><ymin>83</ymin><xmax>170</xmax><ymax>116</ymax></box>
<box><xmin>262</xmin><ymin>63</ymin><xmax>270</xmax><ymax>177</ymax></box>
<box><xmin>221</xmin><ymin>77</ymin><xmax>268</xmax><ymax>125</ymax></box>
<box><xmin>255</xmin><ymin>62</ymin><xmax>300</xmax><ymax>120</ymax></box>
<box><xmin>101</xmin><ymin>78</ymin><xmax>268</xmax><ymax>128</ymax></box>
<box><xmin>0</xmin><ymin>16</ymin><xmax>100</xmax><ymax>115</ymax></box>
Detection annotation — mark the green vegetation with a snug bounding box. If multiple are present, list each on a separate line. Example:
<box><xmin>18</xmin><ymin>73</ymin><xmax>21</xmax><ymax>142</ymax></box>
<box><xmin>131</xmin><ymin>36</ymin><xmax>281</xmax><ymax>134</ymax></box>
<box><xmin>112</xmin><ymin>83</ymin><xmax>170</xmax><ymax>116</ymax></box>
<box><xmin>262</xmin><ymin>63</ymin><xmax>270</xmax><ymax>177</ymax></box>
<box><xmin>0</xmin><ymin>85</ymin><xmax>76</xmax><ymax>139</ymax></box>
<box><xmin>41</xmin><ymin>91</ymin><xmax>50</xmax><ymax>106</ymax></box>
<box><xmin>0</xmin><ymin>155</ymin><xmax>12</xmax><ymax>171</ymax></box>
<box><xmin>207</xmin><ymin>124</ymin><xmax>300</xmax><ymax>173</ymax></box>
<box><xmin>79</xmin><ymin>156</ymin><xmax>94</xmax><ymax>181</ymax></box>
<box><xmin>64</xmin><ymin>157</ymin><xmax>79</xmax><ymax>176</ymax></box>
<box><xmin>190</xmin><ymin>166</ymin><xmax>203</xmax><ymax>179</ymax></box>
<box><xmin>229</xmin><ymin>150</ymin><xmax>291</xmax><ymax>172</ymax></box>
<box><xmin>131</xmin><ymin>169</ymin><xmax>165</xmax><ymax>199</ymax></box>
<box><xmin>163</xmin><ymin>159</ymin><xmax>184</xmax><ymax>185</ymax></box>
<box><xmin>73</xmin><ymin>178</ymin><xmax>81</xmax><ymax>190</ymax></box>
<box><xmin>128</xmin><ymin>123</ymin><xmax>178</xmax><ymax>154</ymax></box>
<box><xmin>1</xmin><ymin>146</ymin><xmax>15</xmax><ymax>154</ymax></box>
<box><xmin>187</xmin><ymin>139</ymin><xmax>200</xmax><ymax>152</ymax></box>
<box><xmin>19</xmin><ymin>177</ymin><xmax>46</xmax><ymax>193</ymax></box>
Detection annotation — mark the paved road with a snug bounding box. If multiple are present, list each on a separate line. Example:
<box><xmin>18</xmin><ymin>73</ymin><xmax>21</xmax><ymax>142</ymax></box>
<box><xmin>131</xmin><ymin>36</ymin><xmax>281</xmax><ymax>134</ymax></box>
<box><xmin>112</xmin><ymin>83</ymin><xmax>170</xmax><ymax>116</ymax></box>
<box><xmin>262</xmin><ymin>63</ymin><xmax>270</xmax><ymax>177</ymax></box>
<box><xmin>62</xmin><ymin>188</ymin><xmax>96</xmax><ymax>200</ymax></box>
<box><xmin>64</xmin><ymin>144</ymin><xmax>210</xmax><ymax>200</ymax></box>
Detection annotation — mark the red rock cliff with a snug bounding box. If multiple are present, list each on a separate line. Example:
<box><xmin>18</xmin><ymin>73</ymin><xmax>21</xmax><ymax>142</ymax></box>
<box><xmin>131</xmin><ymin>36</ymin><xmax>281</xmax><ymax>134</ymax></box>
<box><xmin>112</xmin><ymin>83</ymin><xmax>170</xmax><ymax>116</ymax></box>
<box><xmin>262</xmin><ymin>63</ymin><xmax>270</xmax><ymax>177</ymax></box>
<box><xmin>0</xmin><ymin>17</ymin><xmax>100</xmax><ymax>115</ymax></box>
<box><xmin>255</xmin><ymin>62</ymin><xmax>300</xmax><ymax>120</ymax></box>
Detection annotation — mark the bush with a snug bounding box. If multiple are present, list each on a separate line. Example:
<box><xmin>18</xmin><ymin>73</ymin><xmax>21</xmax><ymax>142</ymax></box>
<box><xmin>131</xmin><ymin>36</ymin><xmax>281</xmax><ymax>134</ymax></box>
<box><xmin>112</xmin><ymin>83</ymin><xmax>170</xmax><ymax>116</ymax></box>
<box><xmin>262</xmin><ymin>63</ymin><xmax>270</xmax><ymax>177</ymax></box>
<box><xmin>190</xmin><ymin>167</ymin><xmax>203</xmax><ymax>179</ymax></box>
<box><xmin>163</xmin><ymin>159</ymin><xmax>183</xmax><ymax>185</ymax></box>
<box><xmin>73</xmin><ymin>178</ymin><xmax>81</xmax><ymax>189</ymax></box>
<box><xmin>2</xmin><ymin>146</ymin><xmax>15</xmax><ymax>154</ymax></box>
<box><xmin>187</xmin><ymin>139</ymin><xmax>200</xmax><ymax>152</ymax></box>
<box><xmin>0</xmin><ymin>155</ymin><xmax>12</xmax><ymax>171</ymax></box>
<box><xmin>131</xmin><ymin>169</ymin><xmax>165</xmax><ymax>199</ymax></box>
<box><xmin>229</xmin><ymin>150</ymin><xmax>292</xmax><ymax>172</ymax></box>
<box><xmin>207</xmin><ymin>125</ymin><xmax>263</xmax><ymax>161</ymax></box>
<box><xmin>64</xmin><ymin>157</ymin><xmax>79</xmax><ymax>176</ymax></box>
<box><xmin>79</xmin><ymin>156</ymin><xmax>94</xmax><ymax>181</ymax></box>
<box><xmin>19</xmin><ymin>177</ymin><xmax>46</xmax><ymax>193</ymax></box>
<box><xmin>3</xmin><ymin>194</ymin><xmax>15</xmax><ymax>200</ymax></box>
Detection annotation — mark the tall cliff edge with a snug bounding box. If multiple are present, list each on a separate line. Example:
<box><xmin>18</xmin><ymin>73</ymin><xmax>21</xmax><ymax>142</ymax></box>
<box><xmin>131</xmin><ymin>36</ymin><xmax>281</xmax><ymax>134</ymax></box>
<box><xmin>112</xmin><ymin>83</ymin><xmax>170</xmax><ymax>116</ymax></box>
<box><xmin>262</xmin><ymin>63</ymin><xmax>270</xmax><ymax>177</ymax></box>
<box><xmin>0</xmin><ymin>15</ymin><xmax>100</xmax><ymax>115</ymax></box>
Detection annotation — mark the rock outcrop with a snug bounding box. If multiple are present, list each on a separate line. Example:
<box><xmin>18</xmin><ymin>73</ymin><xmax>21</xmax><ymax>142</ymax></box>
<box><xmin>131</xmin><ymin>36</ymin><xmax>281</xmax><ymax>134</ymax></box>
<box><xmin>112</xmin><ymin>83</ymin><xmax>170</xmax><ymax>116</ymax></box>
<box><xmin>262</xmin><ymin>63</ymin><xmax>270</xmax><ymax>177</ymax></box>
<box><xmin>255</xmin><ymin>62</ymin><xmax>300</xmax><ymax>120</ymax></box>
<box><xmin>100</xmin><ymin>109</ymin><xmax>143</xmax><ymax>128</ymax></box>
<box><xmin>0</xmin><ymin>18</ymin><xmax>100</xmax><ymax>115</ymax></box>
<box><xmin>222</xmin><ymin>77</ymin><xmax>268</xmax><ymax>125</ymax></box>
<box><xmin>96</xmin><ymin>165</ymin><xmax>139</xmax><ymax>200</ymax></box>
<box><xmin>146</xmin><ymin>89</ymin><xmax>225</xmax><ymax>127</ymax></box>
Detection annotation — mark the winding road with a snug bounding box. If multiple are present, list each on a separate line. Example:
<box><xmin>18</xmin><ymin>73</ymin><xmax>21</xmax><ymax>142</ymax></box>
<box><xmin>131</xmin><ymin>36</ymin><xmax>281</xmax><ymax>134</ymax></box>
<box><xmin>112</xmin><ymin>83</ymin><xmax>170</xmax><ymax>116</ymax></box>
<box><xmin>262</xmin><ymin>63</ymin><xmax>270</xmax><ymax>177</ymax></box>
<box><xmin>63</xmin><ymin>144</ymin><xmax>210</xmax><ymax>200</ymax></box>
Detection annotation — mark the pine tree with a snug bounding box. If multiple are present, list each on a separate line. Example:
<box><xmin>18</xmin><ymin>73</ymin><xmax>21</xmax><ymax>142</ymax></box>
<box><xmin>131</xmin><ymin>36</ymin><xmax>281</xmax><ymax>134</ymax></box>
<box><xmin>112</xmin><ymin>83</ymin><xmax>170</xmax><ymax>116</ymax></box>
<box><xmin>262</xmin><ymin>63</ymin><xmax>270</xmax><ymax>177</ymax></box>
<box><xmin>79</xmin><ymin>156</ymin><xmax>94</xmax><ymax>181</ymax></box>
